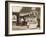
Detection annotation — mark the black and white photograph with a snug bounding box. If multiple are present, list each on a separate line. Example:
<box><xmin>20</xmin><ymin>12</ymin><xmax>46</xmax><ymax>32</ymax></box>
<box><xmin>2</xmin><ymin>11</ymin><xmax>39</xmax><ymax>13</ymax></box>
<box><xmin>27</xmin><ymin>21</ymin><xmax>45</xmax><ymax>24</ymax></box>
<box><xmin>12</xmin><ymin>6</ymin><xmax>40</xmax><ymax>30</ymax></box>
<box><xmin>5</xmin><ymin>1</ymin><xmax>45</xmax><ymax>36</ymax></box>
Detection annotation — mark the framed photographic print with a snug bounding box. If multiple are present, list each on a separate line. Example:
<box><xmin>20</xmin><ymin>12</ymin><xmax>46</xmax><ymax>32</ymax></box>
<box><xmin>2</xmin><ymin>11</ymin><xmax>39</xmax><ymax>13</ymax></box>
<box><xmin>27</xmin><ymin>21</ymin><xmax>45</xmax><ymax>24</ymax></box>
<box><xmin>5</xmin><ymin>1</ymin><xmax>45</xmax><ymax>36</ymax></box>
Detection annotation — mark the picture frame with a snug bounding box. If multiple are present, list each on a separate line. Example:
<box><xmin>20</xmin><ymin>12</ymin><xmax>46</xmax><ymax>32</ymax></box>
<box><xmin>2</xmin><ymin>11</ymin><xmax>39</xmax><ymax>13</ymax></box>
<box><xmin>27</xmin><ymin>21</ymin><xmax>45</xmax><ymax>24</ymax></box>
<box><xmin>5</xmin><ymin>1</ymin><xmax>45</xmax><ymax>36</ymax></box>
